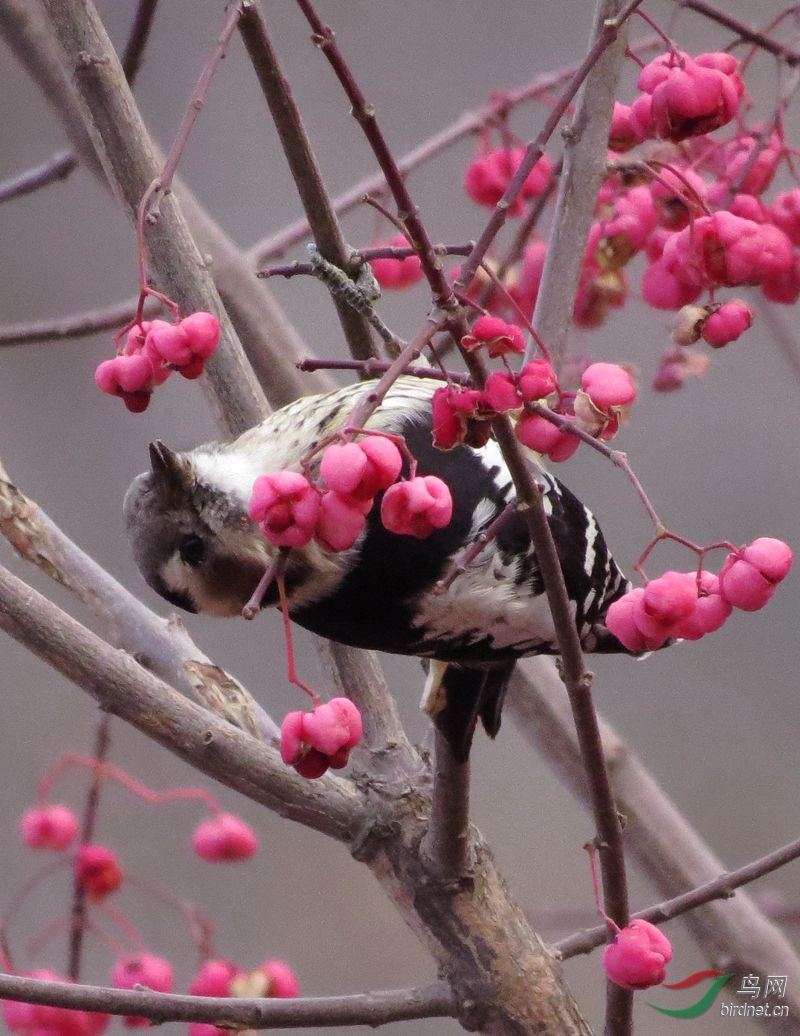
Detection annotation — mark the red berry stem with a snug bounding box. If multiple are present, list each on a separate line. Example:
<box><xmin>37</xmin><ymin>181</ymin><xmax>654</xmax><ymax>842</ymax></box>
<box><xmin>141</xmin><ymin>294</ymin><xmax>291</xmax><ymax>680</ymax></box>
<box><xmin>38</xmin><ymin>753</ymin><xmax>223</xmax><ymax>816</ymax></box>
<box><xmin>277</xmin><ymin>573</ymin><xmax>319</xmax><ymax>705</ymax></box>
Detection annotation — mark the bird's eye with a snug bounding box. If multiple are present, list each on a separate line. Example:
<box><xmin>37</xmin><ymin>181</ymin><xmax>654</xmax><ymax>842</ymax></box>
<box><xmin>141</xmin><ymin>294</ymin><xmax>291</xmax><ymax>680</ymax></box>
<box><xmin>178</xmin><ymin>534</ymin><xmax>206</xmax><ymax>568</ymax></box>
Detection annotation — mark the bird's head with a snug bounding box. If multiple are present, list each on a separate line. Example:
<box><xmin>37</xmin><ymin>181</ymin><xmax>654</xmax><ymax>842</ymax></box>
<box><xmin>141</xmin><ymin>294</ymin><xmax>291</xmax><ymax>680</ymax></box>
<box><xmin>123</xmin><ymin>441</ymin><xmax>269</xmax><ymax>616</ymax></box>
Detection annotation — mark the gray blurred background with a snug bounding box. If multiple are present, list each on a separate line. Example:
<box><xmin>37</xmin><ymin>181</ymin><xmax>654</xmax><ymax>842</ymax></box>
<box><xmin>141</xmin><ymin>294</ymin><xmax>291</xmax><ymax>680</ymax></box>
<box><xmin>1</xmin><ymin>2</ymin><xmax>799</xmax><ymax>1033</ymax></box>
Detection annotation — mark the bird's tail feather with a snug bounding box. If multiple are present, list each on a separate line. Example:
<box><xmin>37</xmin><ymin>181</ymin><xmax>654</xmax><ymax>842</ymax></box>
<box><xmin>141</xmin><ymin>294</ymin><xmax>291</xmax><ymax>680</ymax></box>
<box><xmin>422</xmin><ymin>660</ymin><xmax>517</xmax><ymax>761</ymax></box>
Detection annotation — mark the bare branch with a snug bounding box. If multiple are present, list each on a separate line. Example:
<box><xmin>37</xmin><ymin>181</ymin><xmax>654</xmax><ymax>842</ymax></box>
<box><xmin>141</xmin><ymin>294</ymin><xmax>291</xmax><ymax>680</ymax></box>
<box><xmin>0</xmin><ymin>972</ymin><xmax>458</xmax><ymax>1029</ymax></box>
<box><xmin>556</xmin><ymin>832</ymin><xmax>800</xmax><ymax>960</ymax></box>
<box><xmin>41</xmin><ymin>0</ymin><xmax>269</xmax><ymax>437</ymax></box>
<box><xmin>246</xmin><ymin>35</ymin><xmax>660</xmax><ymax>265</ymax></box>
<box><xmin>238</xmin><ymin>2</ymin><xmax>377</xmax><ymax>362</ymax></box>
<box><xmin>676</xmin><ymin>0</ymin><xmax>800</xmax><ymax>64</ymax></box>
<box><xmin>0</xmin><ymin>297</ymin><xmax>154</xmax><ymax>348</ymax></box>
<box><xmin>0</xmin><ymin>150</ymin><xmax>77</xmax><ymax>205</ymax></box>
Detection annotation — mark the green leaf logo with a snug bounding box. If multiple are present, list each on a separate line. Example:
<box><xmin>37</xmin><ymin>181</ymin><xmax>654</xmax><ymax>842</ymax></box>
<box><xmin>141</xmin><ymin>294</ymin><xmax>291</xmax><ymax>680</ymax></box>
<box><xmin>647</xmin><ymin>972</ymin><xmax>735</xmax><ymax>1018</ymax></box>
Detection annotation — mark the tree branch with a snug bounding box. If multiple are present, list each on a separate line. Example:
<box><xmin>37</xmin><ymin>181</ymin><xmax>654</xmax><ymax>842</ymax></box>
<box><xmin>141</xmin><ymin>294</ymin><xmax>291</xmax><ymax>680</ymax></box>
<box><xmin>0</xmin><ymin>561</ymin><xmax>363</xmax><ymax>842</ymax></box>
<box><xmin>1</xmin><ymin>0</ymin><xmax>330</xmax><ymax>409</ymax></box>
<box><xmin>0</xmin><ymin>458</ymin><xmax>277</xmax><ymax>739</ymax></box>
<box><xmin>0</xmin><ymin>972</ymin><xmax>457</xmax><ymax>1029</ymax></box>
<box><xmin>509</xmin><ymin>657</ymin><xmax>800</xmax><ymax>1025</ymax></box>
<box><xmin>556</xmin><ymin>832</ymin><xmax>800</xmax><ymax>960</ymax></box>
<box><xmin>238</xmin><ymin>1</ymin><xmax>377</xmax><ymax>362</ymax></box>
<box><xmin>528</xmin><ymin>0</ymin><xmax>634</xmax><ymax>367</ymax></box>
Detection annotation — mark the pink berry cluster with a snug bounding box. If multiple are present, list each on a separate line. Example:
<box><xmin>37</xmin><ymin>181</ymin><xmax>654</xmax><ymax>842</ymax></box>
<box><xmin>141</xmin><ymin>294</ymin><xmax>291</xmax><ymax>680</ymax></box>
<box><xmin>95</xmin><ymin>311</ymin><xmax>221</xmax><ymax>412</ymax></box>
<box><xmin>606</xmin><ymin>538</ymin><xmax>793</xmax><ymax>652</ymax></box>
<box><xmin>456</xmin><ymin>49</ymin><xmax>800</xmax><ymax>389</ymax></box>
<box><xmin>248</xmin><ymin>433</ymin><xmax>453</xmax><ymax>553</ymax></box>
<box><xmin>189</xmin><ymin>957</ymin><xmax>298</xmax><ymax>1036</ymax></box>
<box><xmin>603</xmin><ymin>919</ymin><xmax>673</xmax><ymax>990</ymax></box>
<box><xmin>433</xmin><ymin>318</ymin><xmax>637</xmax><ymax>462</ymax></box>
<box><xmin>612</xmin><ymin>50</ymin><xmax>743</xmax><ymax>148</ymax></box>
<box><xmin>280</xmin><ymin>696</ymin><xmax>363</xmax><ymax>779</ymax></box>
<box><xmin>369</xmin><ymin>234</ymin><xmax>424</xmax><ymax>290</ymax></box>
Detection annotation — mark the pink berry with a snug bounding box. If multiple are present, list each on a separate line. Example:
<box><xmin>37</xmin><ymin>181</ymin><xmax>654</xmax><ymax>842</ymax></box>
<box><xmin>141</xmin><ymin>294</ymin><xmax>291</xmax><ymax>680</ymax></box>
<box><xmin>121</xmin><ymin>321</ymin><xmax>152</xmax><ymax>356</ymax></box>
<box><xmin>608</xmin><ymin>102</ymin><xmax>648</xmax><ymax>152</ymax></box>
<box><xmin>515</xmin><ymin>412</ymin><xmax>580</xmax><ymax>462</ymax></box>
<box><xmin>742</xmin><ymin>537</ymin><xmax>793</xmax><ymax>582</ymax></box>
<box><xmin>462</xmin><ymin>315</ymin><xmax>525</xmax><ymax>358</ymax></box>
<box><xmin>718</xmin><ymin>558</ymin><xmax>774</xmax><ymax>611</ymax></box>
<box><xmin>464</xmin><ymin>148</ymin><xmax>553</xmax><ymax>214</ymax></box>
<box><xmin>95</xmin><ymin>354</ymin><xmax>155</xmax><ymax>395</ymax></box>
<box><xmin>302</xmin><ymin>698</ymin><xmax>363</xmax><ymax>757</ymax></box>
<box><xmin>192</xmin><ymin>813</ymin><xmax>259</xmax><ymax>863</ymax></box>
<box><xmin>606</xmin><ymin>588</ymin><xmax>666</xmax><ymax>652</ymax></box>
<box><xmin>431</xmin><ymin>386</ymin><xmax>485</xmax><ymax>449</ymax></box>
<box><xmin>248</xmin><ymin>471</ymin><xmax>322</xmax><ymax>549</ymax></box>
<box><xmin>701</xmin><ymin>300</ymin><xmax>753</xmax><ymax>347</ymax></box>
<box><xmin>260</xmin><ymin>960</ymin><xmax>299</xmax><ymax>998</ymax></box>
<box><xmin>190</xmin><ymin>959</ymin><xmax>236</xmax><ymax>997</ymax></box>
<box><xmin>641</xmin><ymin>571</ymin><xmax>697</xmax><ymax>626</ymax></box>
<box><xmin>144</xmin><ymin>319</ymin><xmax>193</xmax><ymax>366</ymax></box>
<box><xmin>508</xmin><ymin>239</ymin><xmax>547</xmax><ymax>318</ymax></box>
<box><xmin>369</xmin><ymin>234</ymin><xmax>423</xmax><ymax>290</ymax></box>
<box><xmin>580</xmin><ymin>362</ymin><xmax>636</xmax><ymax>409</ymax></box>
<box><xmin>483</xmin><ymin>371</ymin><xmax>520</xmax><ymax>413</ymax></box>
<box><xmin>638</xmin><ymin>51</ymin><xmax>741</xmax><ymax>141</ymax></box>
<box><xmin>719</xmin><ymin>538</ymin><xmax>793</xmax><ymax>611</ymax></box>
<box><xmin>641</xmin><ymin>258</ymin><xmax>702</xmax><ymax>310</ymax></box>
<box><xmin>74</xmin><ymin>844</ymin><xmax>123</xmax><ymax>900</ymax></box>
<box><xmin>671</xmin><ymin>572</ymin><xmax>732</xmax><ymax>640</ymax></box>
<box><xmin>112</xmin><ymin>953</ymin><xmax>173</xmax><ymax>1028</ymax></box>
<box><xmin>20</xmin><ymin>803</ymin><xmax>79</xmax><ymax>850</ymax></box>
<box><xmin>770</xmin><ymin>189</ymin><xmax>800</xmax><ymax>245</ymax></box>
<box><xmin>320</xmin><ymin>437</ymin><xmax>402</xmax><ymax>501</ymax></box>
<box><xmin>279</xmin><ymin>699</ymin><xmax>363</xmax><ymax>779</ymax></box>
<box><xmin>179</xmin><ymin>311</ymin><xmax>221</xmax><ymax>359</ymax></box>
<box><xmin>518</xmin><ymin>359</ymin><xmax>558</xmax><ymax>402</ymax></box>
<box><xmin>603</xmin><ymin>919</ymin><xmax>672</xmax><ymax>989</ymax></box>
<box><xmin>314</xmin><ymin>491</ymin><xmax>369</xmax><ymax>553</ymax></box>
<box><xmin>380</xmin><ymin>476</ymin><xmax>453</xmax><ymax>538</ymax></box>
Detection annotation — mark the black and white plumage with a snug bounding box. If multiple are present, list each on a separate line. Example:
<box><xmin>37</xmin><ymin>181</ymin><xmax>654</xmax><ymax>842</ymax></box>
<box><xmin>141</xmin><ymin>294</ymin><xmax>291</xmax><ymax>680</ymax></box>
<box><xmin>124</xmin><ymin>377</ymin><xmax>633</xmax><ymax>758</ymax></box>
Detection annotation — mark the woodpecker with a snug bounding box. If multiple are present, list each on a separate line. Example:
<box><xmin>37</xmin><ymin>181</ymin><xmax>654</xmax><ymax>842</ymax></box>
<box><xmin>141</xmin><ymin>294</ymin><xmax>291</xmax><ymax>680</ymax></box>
<box><xmin>124</xmin><ymin>377</ymin><xmax>634</xmax><ymax>759</ymax></box>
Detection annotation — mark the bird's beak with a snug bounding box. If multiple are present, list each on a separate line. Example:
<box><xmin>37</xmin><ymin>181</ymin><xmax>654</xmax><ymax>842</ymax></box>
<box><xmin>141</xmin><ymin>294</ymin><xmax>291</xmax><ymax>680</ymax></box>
<box><xmin>148</xmin><ymin>441</ymin><xmax>192</xmax><ymax>502</ymax></box>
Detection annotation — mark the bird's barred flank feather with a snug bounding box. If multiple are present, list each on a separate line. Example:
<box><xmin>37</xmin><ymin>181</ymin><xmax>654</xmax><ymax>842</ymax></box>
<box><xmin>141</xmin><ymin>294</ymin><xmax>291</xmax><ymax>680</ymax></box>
<box><xmin>124</xmin><ymin>377</ymin><xmax>635</xmax><ymax>759</ymax></box>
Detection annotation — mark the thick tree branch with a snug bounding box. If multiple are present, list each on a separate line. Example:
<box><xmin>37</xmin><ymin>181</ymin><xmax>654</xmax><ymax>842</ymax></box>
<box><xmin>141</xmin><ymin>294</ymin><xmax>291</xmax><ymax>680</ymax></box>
<box><xmin>528</xmin><ymin>0</ymin><xmax>633</xmax><ymax>367</ymax></box>
<box><xmin>1</xmin><ymin>0</ymin><xmax>329</xmax><ymax>409</ymax></box>
<box><xmin>0</xmin><ymin>459</ymin><xmax>277</xmax><ymax>739</ymax></box>
<box><xmin>41</xmin><ymin>0</ymin><xmax>268</xmax><ymax>437</ymax></box>
<box><xmin>0</xmin><ymin>561</ymin><xmax>363</xmax><ymax>842</ymax></box>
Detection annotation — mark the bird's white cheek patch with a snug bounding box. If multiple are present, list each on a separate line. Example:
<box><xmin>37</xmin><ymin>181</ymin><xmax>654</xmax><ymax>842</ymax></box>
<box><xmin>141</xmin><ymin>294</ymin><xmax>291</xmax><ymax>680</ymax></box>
<box><xmin>161</xmin><ymin>554</ymin><xmax>192</xmax><ymax>597</ymax></box>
